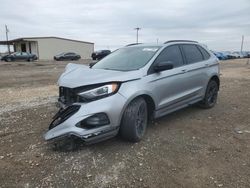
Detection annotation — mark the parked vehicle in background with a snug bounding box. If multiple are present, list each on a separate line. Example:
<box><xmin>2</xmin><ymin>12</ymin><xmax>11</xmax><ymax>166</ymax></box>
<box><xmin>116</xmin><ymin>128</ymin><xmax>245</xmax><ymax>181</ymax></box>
<box><xmin>241</xmin><ymin>51</ymin><xmax>250</xmax><ymax>58</ymax></box>
<box><xmin>246</xmin><ymin>52</ymin><xmax>250</xmax><ymax>58</ymax></box>
<box><xmin>54</xmin><ymin>52</ymin><xmax>81</xmax><ymax>61</ymax></box>
<box><xmin>213</xmin><ymin>51</ymin><xmax>227</xmax><ymax>60</ymax></box>
<box><xmin>91</xmin><ymin>50</ymin><xmax>111</xmax><ymax>60</ymax></box>
<box><xmin>1</xmin><ymin>52</ymin><xmax>37</xmax><ymax>62</ymax></box>
<box><xmin>232</xmin><ymin>52</ymin><xmax>243</xmax><ymax>58</ymax></box>
<box><xmin>44</xmin><ymin>40</ymin><xmax>220</xmax><ymax>146</ymax></box>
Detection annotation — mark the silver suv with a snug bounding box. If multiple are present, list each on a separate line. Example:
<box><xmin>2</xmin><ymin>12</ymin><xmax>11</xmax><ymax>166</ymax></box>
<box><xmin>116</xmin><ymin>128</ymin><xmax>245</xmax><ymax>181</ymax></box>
<box><xmin>44</xmin><ymin>40</ymin><xmax>220</xmax><ymax>144</ymax></box>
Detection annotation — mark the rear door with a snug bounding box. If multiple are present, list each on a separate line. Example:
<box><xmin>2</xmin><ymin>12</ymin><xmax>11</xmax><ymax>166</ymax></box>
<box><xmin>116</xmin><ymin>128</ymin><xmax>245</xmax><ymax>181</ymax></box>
<box><xmin>65</xmin><ymin>53</ymin><xmax>74</xmax><ymax>60</ymax></box>
<box><xmin>180</xmin><ymin>44</ymin><xmax>210</xmax><ymax>100</ymax></box>
<box><xmin>21</xmin><ymin>52</ymin><xmax>29</xmax><ymax>60</ymax></box>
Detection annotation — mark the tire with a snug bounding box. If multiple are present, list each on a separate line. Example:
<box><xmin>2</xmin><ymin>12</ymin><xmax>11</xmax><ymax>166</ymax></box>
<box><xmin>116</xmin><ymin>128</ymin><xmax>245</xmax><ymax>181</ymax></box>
<box><xmin>120</xmin><ymin>97</ymin><xmax>148</xmax><ymax>142</ymax></box>
<box><xmin>199</xmin><ymin>80</ymin><xmax>218</xmax><ymax>108</ymax></box>
<box><xmin>6</xmin><ymin>57</ymin><xmax>12</xmax><ymax>62</ymax></box>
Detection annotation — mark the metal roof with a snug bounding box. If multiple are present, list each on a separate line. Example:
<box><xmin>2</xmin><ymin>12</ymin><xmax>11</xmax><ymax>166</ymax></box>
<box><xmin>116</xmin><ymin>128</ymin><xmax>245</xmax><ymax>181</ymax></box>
<box><xmin>0</xmin><ymin>36</ymin><xmax>94</xmax><ymax>45</ymax></box>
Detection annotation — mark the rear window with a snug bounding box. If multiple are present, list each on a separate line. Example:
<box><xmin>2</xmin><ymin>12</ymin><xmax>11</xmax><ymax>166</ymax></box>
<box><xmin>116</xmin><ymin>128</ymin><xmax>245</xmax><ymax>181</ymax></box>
<box><xmin>182</xmin><ymin>44</ymin><xmax>203</xmax><ymax>64</ymax></box>
<box><xmin>197</xmin><ymin>45</ymin><xmax>210</xmax><ymax>60</ymax></box>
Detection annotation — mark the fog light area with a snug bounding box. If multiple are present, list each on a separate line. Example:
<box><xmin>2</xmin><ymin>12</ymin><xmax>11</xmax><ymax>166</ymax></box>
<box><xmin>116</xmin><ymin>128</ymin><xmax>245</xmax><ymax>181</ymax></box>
<box><xmin>76</xmin><ymin>113</ymin><xmax>110</xmax><ymax>129</ymax></box>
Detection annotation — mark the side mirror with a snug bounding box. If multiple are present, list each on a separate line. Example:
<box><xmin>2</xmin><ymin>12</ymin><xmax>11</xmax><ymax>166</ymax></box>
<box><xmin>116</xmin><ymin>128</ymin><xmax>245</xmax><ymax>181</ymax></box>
<box><xmin>154</xmin><ymin>61</ymin><xmax>174</xmax><ymax>72</ymax></box>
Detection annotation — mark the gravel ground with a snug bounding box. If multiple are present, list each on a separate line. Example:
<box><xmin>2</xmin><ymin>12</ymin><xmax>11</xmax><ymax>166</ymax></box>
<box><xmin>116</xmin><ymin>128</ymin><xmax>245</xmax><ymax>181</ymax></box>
<box><xmin>0</xmin><ymin>59</ymin><xmax>250</xmax><ymax>188</ymax></box>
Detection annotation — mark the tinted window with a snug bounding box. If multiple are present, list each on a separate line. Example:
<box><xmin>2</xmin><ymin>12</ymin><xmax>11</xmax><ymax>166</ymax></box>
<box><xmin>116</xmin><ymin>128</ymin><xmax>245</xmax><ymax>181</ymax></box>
<box><xmin>197</xmin><ymin>45</ymin><xmax>210</xmax><ymax>60</ymax></box>
<box><xmin>182</xmin><ymin>44</ymin><xmax>203</xmax><ymax>64</ymax></box>
<box><xmin>14</xmin><ymin>52</ymin><xmax>21</xmax><ymax>56</ymax></box>
<box><xmin>154</xmin><ymin>45</ymin><xmax>184</xmax><ymax>68</ymax></box>
<box><xmin>65</xmin><ymin>53</ymin><xmax>74</xmax><ymax>56</ymax></box>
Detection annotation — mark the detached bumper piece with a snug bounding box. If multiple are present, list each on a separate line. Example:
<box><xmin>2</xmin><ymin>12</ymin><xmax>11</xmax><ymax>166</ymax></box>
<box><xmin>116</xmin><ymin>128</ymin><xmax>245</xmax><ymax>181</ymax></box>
<box><xmin>49</xmin><ymin>105</ymin><xmax>80</xmax><ymax>130</ymax></box>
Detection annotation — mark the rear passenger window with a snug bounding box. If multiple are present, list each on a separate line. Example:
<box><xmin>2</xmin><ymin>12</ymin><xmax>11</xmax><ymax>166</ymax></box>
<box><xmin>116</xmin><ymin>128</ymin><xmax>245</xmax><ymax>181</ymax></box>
<box><xmin>197</xmin><ymin>45</ymin><xmax>210</xmax><ymax>60</ymax></box>
<box><xmin>182</xmin><ymin>44</ymin><xmax>203</xmax><ymax>64</ymax></box>
<box><xmin>154</xmin><ymin>45</ymin><xmax>184</xmax><ymax>68</ymax></box>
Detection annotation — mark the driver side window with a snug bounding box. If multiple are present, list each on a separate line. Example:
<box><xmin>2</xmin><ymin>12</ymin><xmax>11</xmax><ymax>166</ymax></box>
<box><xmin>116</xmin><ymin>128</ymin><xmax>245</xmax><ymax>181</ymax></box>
<box><xmin>154</xmin><ymin>45</ymin><xmax>184</xmax><ymax>68</ymax></box>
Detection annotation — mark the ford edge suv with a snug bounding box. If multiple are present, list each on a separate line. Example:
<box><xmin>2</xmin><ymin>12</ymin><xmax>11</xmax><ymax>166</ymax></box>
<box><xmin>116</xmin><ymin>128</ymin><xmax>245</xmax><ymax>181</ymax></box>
<box><xmin>44</xmin><ymin>40</ymin><xmax>220</xmax><ymax>144</ymax></box>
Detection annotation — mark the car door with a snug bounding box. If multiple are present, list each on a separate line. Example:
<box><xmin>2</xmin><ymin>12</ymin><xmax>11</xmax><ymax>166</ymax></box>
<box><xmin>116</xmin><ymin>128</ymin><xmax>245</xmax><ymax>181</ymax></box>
<box><xmin>65</xmin><ymin>53</ymin><xmax>73</xmax><ymax>60</ymax></box>
<box><xmin>145</xmin><ymin>45</ymin><xmax>194</xmax><ymax>118</ymax></box>
<box><xmin>14</xmin><ymin>52</ymin><xmax>22</xmax><ymax>61</ymax></box>
<box><xmin>180</xmin><ymin>44</ymin><xmax>210</xmax><ymax>101</ymax></box>
<box><xmin>21</xmin><ymin>52</ymin><xmax>28</xmax><ymax>61</ymax></box>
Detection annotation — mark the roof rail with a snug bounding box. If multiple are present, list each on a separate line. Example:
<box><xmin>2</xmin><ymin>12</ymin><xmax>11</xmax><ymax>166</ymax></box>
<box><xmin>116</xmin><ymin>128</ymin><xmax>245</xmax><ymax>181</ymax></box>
<box><xmin>125</xmin><ymin>43</ymin><xmax>143</xmax><ymax>47</ymax></box>
<box><xmin>164</xmin><ymin>40</ymin><xmax>198</xmax><ymax>44</ymax></box>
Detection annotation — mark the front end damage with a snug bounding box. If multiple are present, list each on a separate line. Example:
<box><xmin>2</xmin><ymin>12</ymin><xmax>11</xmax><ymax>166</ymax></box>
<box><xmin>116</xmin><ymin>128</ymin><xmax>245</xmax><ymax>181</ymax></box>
<box><xmin>44</xmin><ymin>63</ymin><xmax>142</xmax><ymax>144</ymax></box>
<box><xmin>44</xmin><ymin>85</ymin><xmax>127</xmax><ymax>144</ymax></box>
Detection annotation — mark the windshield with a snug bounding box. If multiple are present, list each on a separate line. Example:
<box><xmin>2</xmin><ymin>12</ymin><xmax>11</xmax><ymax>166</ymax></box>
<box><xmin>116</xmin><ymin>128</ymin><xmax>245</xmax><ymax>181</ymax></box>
<box><xmin>92</xmin><ymin>46</ymin><xmax>160</xmax><ymax>71</ymax></box>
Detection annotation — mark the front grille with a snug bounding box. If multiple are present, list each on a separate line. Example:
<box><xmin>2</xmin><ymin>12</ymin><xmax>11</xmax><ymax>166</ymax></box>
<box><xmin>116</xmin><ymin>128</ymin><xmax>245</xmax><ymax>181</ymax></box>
<box><xmin>49</xmin><ymin>105</ymin><xmax>81</xmax><ymax>130</ymax></box>
<box><xmin>59</xmin><ymin>87</ymin><xmax>76</xmax><ymax>105</ymax></box>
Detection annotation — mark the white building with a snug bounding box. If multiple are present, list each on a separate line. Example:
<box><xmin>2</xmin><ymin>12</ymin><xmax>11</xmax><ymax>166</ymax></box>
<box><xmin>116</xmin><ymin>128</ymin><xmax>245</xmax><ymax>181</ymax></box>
<box><xmin>0</xmin><ymin>36</ymin><xmax>94</xmax><ymax>60</ymax></box>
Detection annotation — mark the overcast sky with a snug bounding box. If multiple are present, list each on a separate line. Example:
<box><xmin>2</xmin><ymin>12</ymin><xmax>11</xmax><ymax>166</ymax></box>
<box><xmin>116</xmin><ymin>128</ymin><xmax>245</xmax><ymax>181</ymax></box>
<box><xmin>0</xmin><ymin>0</ymin><xmax>250</xmax><ymax>52</ymax></box>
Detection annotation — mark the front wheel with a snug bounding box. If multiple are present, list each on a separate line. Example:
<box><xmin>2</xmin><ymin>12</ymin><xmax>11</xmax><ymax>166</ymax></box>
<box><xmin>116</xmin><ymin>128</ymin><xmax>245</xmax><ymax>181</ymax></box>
<box><xmin>120</xmin><ymin>97</ymin><xmax>148</xmax><ymax>142</ymax></box>
<box><xmin>199</xmin><ymin>80</ymin><xmax>218</xmax><ymax>108</ymax></box>
<box><xmin>6</xmin><ymin>57</ymin><xmax>12</xmax><ymax>62</ymax></box>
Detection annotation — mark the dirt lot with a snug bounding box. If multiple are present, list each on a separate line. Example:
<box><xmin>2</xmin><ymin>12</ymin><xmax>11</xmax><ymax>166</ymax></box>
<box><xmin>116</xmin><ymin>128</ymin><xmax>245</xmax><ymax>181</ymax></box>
<box><xmin>0</xmin><ymin>59</ymin><xmax>250</xmax><ymax>188</ymax></box>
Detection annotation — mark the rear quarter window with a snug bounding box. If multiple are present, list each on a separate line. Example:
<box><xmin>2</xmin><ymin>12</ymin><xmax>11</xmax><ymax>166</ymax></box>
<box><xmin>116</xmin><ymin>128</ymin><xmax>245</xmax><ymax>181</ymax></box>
<box><xmin>182</xmin><ymin>44</ymin><xmax>203</xmax><ymax>64</ymax></box>
<box><xmin>197</xmin><ymin>45</ymin><xmax>210</xmax><ymax>60</ymax></box>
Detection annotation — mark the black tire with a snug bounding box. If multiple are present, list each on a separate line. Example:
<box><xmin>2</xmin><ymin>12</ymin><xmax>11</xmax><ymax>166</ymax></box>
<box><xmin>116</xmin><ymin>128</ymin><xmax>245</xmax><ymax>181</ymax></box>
<box><xmin>6</xmin><ymin>57</ymin><xmax>12</xmax><ymax>62</ymax></box>
<box><xmin>199</xmin><ymin>80</ymin><xmax>218</xmax><ymax>108</ymax></box>
<box><xmin>120</xmin><ymin>97</ymin><xmax>148</xmax><ymax>142</ymax></box>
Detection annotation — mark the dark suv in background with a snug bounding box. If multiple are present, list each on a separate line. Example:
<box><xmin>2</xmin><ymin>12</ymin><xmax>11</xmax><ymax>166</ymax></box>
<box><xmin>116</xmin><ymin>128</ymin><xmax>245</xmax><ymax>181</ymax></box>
<box><xmin>91</xmin><ymin>50</ymin><xmax>111</xmax><ymax>60</ymax></box>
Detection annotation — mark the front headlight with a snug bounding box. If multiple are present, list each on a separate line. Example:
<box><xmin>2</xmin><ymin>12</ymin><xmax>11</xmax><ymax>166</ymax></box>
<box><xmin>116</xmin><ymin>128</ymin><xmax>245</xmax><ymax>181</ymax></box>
<box><xmin>78</xmin><ymin>83</ymin><xmax>119</xmax><ymax>100</ymax></box>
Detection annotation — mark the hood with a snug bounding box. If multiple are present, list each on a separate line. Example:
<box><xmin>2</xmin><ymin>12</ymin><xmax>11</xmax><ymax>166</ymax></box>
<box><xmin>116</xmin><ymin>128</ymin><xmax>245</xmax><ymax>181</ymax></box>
<box><xmin>58</xmin><ymin>63</ymin><xmax>143</xmax><ymax>88</ymax></box>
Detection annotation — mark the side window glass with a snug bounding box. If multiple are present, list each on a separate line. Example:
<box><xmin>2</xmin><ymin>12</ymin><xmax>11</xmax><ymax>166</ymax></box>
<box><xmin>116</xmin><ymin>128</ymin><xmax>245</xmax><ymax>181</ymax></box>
<box><xmin>182</xmin><ymin>44</ymin><xmax>203</xmax><ymax>64</ymax></box>
<box><xmin>197</xmin><ymin>45</ymin><xmax>210</xmax><ymax>60</ymax></box>
<box><xmin>154</xmin><ymin>45</ymin><xmax>184</xmax><ymax>68</ymax></box>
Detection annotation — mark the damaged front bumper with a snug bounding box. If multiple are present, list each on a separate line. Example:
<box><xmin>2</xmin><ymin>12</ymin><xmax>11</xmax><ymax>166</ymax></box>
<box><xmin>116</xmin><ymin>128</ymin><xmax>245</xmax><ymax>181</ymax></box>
<box><xmin>44</xmin><ymin>92</ymin><xmax>127</xmax><ymax>143</ymax></box>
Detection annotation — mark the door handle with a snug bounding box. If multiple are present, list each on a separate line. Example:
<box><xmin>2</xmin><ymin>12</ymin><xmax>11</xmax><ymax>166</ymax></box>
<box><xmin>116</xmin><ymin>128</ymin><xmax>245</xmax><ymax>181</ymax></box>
<box><xmin>181</xmin><ymin>69</ymin><xmax>187</xmax><ymax>73</ymax></box>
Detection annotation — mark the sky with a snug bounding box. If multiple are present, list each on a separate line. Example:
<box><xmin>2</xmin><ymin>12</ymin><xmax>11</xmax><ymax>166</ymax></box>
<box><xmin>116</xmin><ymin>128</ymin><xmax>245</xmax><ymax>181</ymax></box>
<box><xmin>0</xmin><ymin>0</ymin><xmax>250</xmax><ymax>52</ymax></box>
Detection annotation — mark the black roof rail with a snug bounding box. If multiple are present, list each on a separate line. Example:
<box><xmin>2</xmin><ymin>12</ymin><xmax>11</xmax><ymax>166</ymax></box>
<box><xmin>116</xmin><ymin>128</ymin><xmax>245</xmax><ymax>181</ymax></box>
<box><xmin>164</xmin><ymin>40</ymin><xmax>198</xmax><ymax>44</ymax></box>
<box><xmin>125</xmin><ymin>43</ymin><xmax>143</xmax><ymax>47</ymax></box>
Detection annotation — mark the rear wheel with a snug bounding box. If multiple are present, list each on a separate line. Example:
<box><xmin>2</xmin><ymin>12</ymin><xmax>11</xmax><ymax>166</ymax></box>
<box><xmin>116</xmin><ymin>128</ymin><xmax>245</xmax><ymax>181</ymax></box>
<box><xmin>120</xmin><ymin>97</ymin><xmax>148</xmax><ymax>142</ymax></box>
<box><xmin>199</xmin><ymin>80</ymin><xmax>218</xmax><ymax>108</ymax></box>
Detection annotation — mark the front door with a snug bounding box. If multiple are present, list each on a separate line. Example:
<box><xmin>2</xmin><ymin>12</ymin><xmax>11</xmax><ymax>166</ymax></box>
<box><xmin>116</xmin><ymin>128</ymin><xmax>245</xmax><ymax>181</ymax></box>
<box><xmin>146</xmin><ymin>45</ymin><xmax>192</xmax><ymax>118</ymax></box>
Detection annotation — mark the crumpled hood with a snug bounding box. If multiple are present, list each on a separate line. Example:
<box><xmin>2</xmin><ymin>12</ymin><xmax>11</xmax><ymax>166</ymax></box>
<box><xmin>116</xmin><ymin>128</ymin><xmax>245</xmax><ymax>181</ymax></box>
<box><xmin>58</xmin><ymin>63</ymin><xmax>143</xmax><ymax>88</ymax></box>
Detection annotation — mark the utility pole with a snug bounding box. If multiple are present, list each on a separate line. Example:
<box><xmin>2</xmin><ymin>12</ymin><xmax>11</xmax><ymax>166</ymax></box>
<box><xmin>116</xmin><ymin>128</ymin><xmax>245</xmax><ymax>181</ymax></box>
<box><xmin>134</xmin><ymin>27</ymin><xmax>141</xmax><ymax>44</ymax></box>
<box><xmin>240</xmin><ymin>35</ymin><xmax>244</xmax><ymax>53</ymax></box>
<box><xmin>5</xmin><ymin>25</ymin><xmax>10</xmax><ymax>54</ymax></box>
